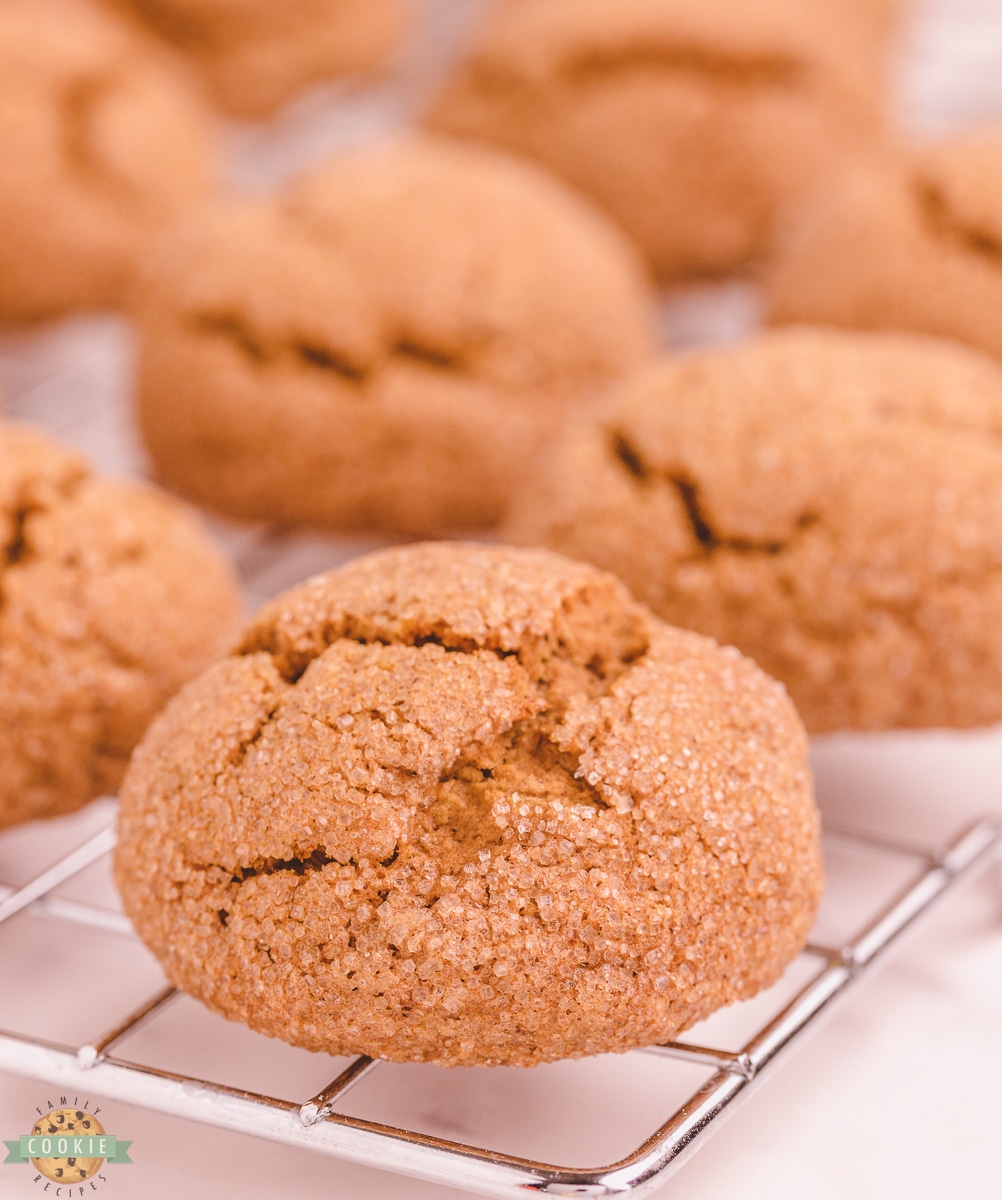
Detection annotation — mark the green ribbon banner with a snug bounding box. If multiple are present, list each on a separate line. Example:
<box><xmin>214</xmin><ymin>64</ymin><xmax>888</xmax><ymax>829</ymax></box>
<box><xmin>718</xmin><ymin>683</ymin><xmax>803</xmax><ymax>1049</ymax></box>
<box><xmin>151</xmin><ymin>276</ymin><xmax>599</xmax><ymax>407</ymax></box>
<box><xmin>3</xmin><ymin>1135</ymin><xmax>132</xmax><ymax>1164</ymax></box>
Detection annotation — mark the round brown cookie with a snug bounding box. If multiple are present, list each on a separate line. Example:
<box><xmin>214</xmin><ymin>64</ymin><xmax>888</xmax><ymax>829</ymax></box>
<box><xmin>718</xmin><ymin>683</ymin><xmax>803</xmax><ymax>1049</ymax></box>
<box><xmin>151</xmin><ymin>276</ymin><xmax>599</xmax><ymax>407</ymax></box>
<box><xmin>0</xmin><ymin>0</ymin><xmax>215</xmax><ymax>324</ymax></box>
<box><xmin>30</xmin><ymin>1110</ymin><xmax>105</xmax><ymax>1185</ymax></box>
<box><xmin>425</xmin><ymin>0</ymin><xmax>889</xmax><ymax>279</ymax></box>
<box><xmin>134</xmin><ymin>134</ymin><xmax>655</xmax><ymax>537</ymax></box>
<box><xmin>0</xmin><ymin>420</ymin><xmax>242</xmax><ymax>831</ymax></box>
<box><xmin>114</xmin><ymin>542</ymin><xmax>822</xmax><ymax>1068</ymax></box>
<box><xmin>766</xmin><ymin>128</ymin><xmax>1002</xmax><ymax>363</ymax></box>
<box><xmin>505</xmin><ymin>329</ymin><xmax>1002</xmax><ymax>733</ymax></box>
<box><xmin>102</xmin><ymin>0</ymin><xmax>411</xmax><ymax>119</ymax></box>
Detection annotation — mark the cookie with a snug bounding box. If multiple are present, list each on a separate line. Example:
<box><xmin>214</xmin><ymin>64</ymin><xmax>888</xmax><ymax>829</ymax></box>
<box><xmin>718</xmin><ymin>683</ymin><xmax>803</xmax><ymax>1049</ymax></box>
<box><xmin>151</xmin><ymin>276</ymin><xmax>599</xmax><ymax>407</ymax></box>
<box><xmin>425</xmin><ymin>0</ymin><xmax>889</xmax><ymax>279</ymax></box>
<box><xmin>134</xmin><ymin>134</ymin><xmax>655</xmax><ymax>537</ymax></box>
<box><xmin>505</xmin><ymin>329</ymin><xmax>1002</xmax><ymax>733</ymax></box>
<box><xmin>105</xmin><ymin>0</ymin><xmax>411</xmax><ymax>118</ymax></box>
<box><xmin>0</xmin><ymin>0</ymin><xmax>215</xmax><ymax>323</ymax></box>
<box><xmin>30</xmin><ymin>1110</ymin><xmax>105</xmax><ymax>1185</ymax></box>
<box><xmin>114</xmin><ymin>542</ymin><xmax>822</xmax><ymax>1067</ymax></box>
<box><xmin>766</xmin><ymin>129</ymin><xmax>1002</xmax><ymax>363</ymax></box>
<box><xmin>0</xmin><ymin>420</ymin><xmax>242</xmax><ymax>831</ymax></box>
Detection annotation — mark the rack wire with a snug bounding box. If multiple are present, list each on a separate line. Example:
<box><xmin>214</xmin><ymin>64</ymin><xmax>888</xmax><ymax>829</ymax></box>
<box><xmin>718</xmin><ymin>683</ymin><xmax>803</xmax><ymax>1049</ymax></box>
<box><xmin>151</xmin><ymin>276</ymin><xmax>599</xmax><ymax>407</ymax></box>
<box><xmin>2</xmin><ymin>4</ymin><xmax>1002</xmax><ymax>1194</ymax></box>
<box><xmin>0</xmin><ymin>813</ymin><xmax>997</xmax><ymax>1199</ymax></box>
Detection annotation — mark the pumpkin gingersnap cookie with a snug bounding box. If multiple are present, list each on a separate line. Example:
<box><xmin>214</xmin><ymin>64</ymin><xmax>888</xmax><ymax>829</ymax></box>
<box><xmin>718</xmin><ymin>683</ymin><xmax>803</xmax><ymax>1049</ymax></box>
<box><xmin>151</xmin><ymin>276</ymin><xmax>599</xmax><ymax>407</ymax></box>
<box><xmin>114</xmin><ymin>542</ymin><xmax>822</xmax><ymax>1067</ymax></box>
<box><xmin>425</xmin><ymin>0</ymin><xmax>890</xmax><ymax>279</ymax></box>
<box><xmin>103</xmin><ymin>0</ymin><xmax>411</xmax><ymax>119</ymax></box>
<box><xmin>766</xmin><ymin>128</ymin><xmax>1002</xmax><ymax>363</ymax></box>
<box><xmin>0</xmin><ymin>0</ymin><xmax>215</xmax><ymax>323</ymax></box>
<box><xmin>505</xmin><ymin>329</ymin><xmax>1002</xmax><ymax>733</ymax></box>
<box><xmin>134</xmin><ymin>134</ymin><xmax>655</xmax><ymax>537</ymax></box>
<box><xmin>0</xmin><ymin>420</ymin><xmax>242</xmax><ymax>831</ymax></box>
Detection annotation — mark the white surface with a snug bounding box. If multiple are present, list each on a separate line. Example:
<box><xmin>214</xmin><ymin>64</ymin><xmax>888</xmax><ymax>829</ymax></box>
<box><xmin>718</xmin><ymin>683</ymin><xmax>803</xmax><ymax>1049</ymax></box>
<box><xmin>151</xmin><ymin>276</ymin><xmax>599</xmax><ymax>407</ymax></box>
<box><xmin>2</xmin><ymin>0</ymin><xmax>1002</xmax><ymax>1197</ymax></box>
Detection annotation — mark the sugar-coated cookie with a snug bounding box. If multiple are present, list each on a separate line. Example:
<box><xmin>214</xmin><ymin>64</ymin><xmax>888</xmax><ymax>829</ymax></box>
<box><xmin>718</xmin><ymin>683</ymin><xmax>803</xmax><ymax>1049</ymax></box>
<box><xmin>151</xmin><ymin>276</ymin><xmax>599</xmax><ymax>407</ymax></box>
<box><xmin>114</xmin><ymin>543</ymin><xmax>822</xmax><ymax>1067</ymax></box>
<box><xmin>105</xmin><ymin>0</ymin><xmax>411</xmax><ymax>118</ymax></box>
<box><xmin>506</xmin><ymin>329</ymin><xmax>1002</xmax><ymax>733</ymax></box>
<box><xmin>0</xmin><ymin>420</ymin><xmax>242</xmax><ymax>830</ymax></box>
<box><xmin>0</xmin><ymin>0</ymin><xmax>215</xmax><ymax>323</ymax></box>
<box><xmin>426</xmin><ymin>0</ymin><xmax>889</xmax><ymax>278</ymax></box>
<box><xmin>767</xmin><ymin>129</ymin><xmax>1002</xmax><ymax>363</ymax></box>
<box><xmin>135</xmin><ymin>135</ymin><xmax>655</xmax><ymax>537</ymax></box>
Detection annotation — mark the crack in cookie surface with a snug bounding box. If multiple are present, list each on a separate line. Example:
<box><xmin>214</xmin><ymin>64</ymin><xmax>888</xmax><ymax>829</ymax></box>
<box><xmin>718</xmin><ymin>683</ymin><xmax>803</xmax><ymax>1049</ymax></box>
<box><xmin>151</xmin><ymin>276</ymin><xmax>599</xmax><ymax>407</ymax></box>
<box><xmin>914</xmin><ymin>176</ymin><xmax>1002</xmax><ymax>266</ymax></box>
<box><xmin>610</xmin><ymin>430</ymin><xmax>818</xmax><ymax>558</ymax></box>
<box><xmin>190</xmin><ymin>312</ymin><xmax>475</xmax><ymax>393</ymax></box>
<box><xmin>561</xmin><ymin>45</ymin><xmax>806</xmax><ymax>91</ymax></box>
<box><xmin>115</xmin><ymin>545</ymin><xmax>821</xmax><ymax>1067</ymax></box>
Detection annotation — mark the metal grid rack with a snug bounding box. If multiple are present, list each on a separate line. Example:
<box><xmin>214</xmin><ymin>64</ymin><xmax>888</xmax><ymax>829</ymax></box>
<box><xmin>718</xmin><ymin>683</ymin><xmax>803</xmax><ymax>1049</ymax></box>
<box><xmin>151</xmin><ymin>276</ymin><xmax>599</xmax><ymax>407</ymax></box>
<box><xmin>0</xmin><ymin>814</ymin><xmax>997</xmax><ymax>1199</ymax></box>
<box><xmin>1</xmin><ymin>3</ymin><xmax>1002</xmax><ymax>1194</ymax></box>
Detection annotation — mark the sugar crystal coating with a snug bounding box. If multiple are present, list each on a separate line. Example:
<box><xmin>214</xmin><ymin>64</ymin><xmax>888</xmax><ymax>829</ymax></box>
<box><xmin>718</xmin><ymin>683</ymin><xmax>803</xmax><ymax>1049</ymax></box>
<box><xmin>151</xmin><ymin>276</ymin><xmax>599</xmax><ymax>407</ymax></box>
<box><xmin>0</xmin><ymin>420</ymin><xmax>242</xmax><ymax>830</ymax></box>
<box><xmin>115</xmin><ymin>543</ymin><xmax>822</xmax><ymax>1067</ymax></box>
<box><xmin>506</xmin><ymin>328</ymin><xmax>1002</xmax><ymax>732</ymax></box>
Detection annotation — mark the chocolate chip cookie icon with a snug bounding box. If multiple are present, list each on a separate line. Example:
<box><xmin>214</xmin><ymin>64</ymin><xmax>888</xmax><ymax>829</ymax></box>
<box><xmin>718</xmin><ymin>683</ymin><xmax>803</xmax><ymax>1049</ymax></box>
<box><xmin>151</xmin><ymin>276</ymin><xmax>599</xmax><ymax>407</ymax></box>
<box><xmin>30</xmin><ymin>1109</ymin><xmax>105</xmax><ymax>1183</ymax></box>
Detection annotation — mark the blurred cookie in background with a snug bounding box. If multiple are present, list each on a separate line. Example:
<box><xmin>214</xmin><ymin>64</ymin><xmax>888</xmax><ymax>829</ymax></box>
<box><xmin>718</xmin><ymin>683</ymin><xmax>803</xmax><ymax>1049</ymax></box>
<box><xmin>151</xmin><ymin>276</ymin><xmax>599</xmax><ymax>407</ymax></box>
<box><xmin>0</xmin><ymin>0</ymin><xmax>216</xmax><ymax>323</ymax></box>
<box><xmin>844</xmin><ymin>0</ymin><xmax>906</xmax><ymax>39</ymax></box>
<box><xmin>505</xmin><ymin>329</ymin><xmax>1002</xmax><ymax>733</ymax></box>
<box><xmin>426</xmin><ymin>0</ymin><xmax>894</xmax><ymax>280</ymax></box>
<box><xmin>103</xmin><ymin>0</ymin><xmax>412</xmax><ymax>119</ymax></box>
<box><xmin>0</xmin><ymin>419</ymin><xmax>242</xmax><ymax>831</ymax></box>
<box><xmin>134</xmin><ymin>134</ymin><xmax>656</xmax><ymax>538</ymax></box>
<box><xmin>766</xmin><ymin>127</ymin><xmax>1002</xmax><ymax>364</ymax></box>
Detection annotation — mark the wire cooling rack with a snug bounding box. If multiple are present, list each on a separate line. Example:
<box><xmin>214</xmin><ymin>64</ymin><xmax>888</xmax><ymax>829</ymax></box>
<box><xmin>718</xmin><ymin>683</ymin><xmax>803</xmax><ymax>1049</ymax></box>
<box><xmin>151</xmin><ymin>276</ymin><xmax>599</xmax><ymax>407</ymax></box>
<box><xmin>0</xmin><ymin>813</ymin><xmax>997</xmax><ymax>1200</ymax></box>
<box><xmin>1</xmin><ymin>3</ymin><xmax>1001</xmax><ymax>1195</ymax></box>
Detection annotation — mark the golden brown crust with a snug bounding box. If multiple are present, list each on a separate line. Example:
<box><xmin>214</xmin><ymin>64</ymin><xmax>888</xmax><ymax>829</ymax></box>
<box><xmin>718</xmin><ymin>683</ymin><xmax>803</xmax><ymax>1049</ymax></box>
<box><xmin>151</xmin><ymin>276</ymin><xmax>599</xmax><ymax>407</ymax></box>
<box><xmin>0</xmin><ymin>420</ymin><xmax>242</xmax><ymax>830</ymax></box>
<box><xmin>103</xmin><ymin>0</ymin><xmax>410</xmax><ymax>118</ymax></box>
<box><xmin>0</xmin><ymin>0</ymin><xmax>215</xmax><ymax>322</ymax></box>
<box><xmin>426</xmin><ymin>0</ymin><xmax>889</xmax><ymax>279</ymax></box>
<box><xmin>115</xmin><ymin>542</ymin><xmax>822</xmax><ymax>1068</ymax></box>
<box><xmin>505</xmin><ymin>329</ymin><xmax>1002</xmax><ymax>733</ymax></box>
<box><xmin>134</xmin><ymin>134</ymin><xmax>656</xmax><ymax>537</ymax></box>
<box><xmin>766</xmin><ymin>129</ymin><xmax>1002</xmax><ymax>363</ymax></box>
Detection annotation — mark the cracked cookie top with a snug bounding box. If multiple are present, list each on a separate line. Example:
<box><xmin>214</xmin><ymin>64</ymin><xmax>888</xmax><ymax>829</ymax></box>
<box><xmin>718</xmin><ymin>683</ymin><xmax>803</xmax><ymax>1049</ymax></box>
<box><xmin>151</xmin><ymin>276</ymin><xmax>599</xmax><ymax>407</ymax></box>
<box><xmin>0</xmin><ymin>0</ymin><xmax>215</xmax><ymax>322</ymax></box>
<box><xmin>506</xmin><ymin>328</ymin><xmax>1002</xmax><ymax>732</ymax></box>
<box><xmin>0</xmin><ymin>420</ymin><xmax>242</xmax><ymax>830</ymax></box>
<box><xmin>115</xmin><ymin>542</ymin><xmax>821</xmax><ymax>1067</ymax></box>
<box><xmin>134</xmin><ymin>133</ymin><xmax>655</xmax><ymax>536</ymax></box>
<box><xmin>767</xmin><ymin>128</ymin><xmax>1002</xmax><ymax>365</ymax></box>
<box><xmin>425</xmin><ymin>0</ymin><xmax>889</xmax><ymax>278</ymax></box>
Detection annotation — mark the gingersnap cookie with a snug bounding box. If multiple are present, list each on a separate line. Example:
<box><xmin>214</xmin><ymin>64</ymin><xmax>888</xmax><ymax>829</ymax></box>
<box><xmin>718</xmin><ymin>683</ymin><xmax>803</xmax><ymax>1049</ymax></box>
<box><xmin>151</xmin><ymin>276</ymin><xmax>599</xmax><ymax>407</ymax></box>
<box><xmin>114</xmin><ymin>542</ymin><xmax>822</xmax><ymax>1068</ymax></box>
<box><xmin>0</xmin><ymin>0</ymin><xmax>215</xmax><ymax>324</ymax></box>
<box><xmin>134</xmin><ymin>134</ymin><xmax>655</xmax><ymax>537</ymax></box>
<box><xmin>104</xmin><ymin>0</ymin><xmax>411</xmax><ymax>119</ymax></box>
<box><xmin>505</xmin><ymin>329</ymin><xmax>1002</xmax><ymax>733</ymax></box>
<box><xmin>766</xmin><ymin>128</ymin><xmax>1002</xmax><ymax>363</ymax></box>
<box><xmin>0</xmin><ymin>420</ymin><xmax>242</xmax><ymax>831</ymax></box>
<box><xmin>425</xmin><ymin>0</ymin><xmax>889</xmax><ymax>279</ymax></box>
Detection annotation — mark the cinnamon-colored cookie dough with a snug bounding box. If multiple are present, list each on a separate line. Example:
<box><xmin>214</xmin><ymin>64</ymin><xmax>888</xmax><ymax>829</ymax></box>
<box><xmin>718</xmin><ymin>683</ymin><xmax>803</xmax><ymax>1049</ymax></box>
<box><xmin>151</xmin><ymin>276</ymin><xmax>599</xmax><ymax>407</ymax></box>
<box><xmin>105</xmin><ymin>0</ymin><xmax>411</xmax><ymax>118</ymax></box>
<box><xmin>135</xmin><ymin>135</ymin><xmax>655</xmax><ymax>537</ymax></box>
<box><xmin>0</xmin><ymin>0</ymin><xmax>215</xmax><ymax>323</ymax></box>
<box><xmin>426</xmin><ymin>0</ymin><xmax>889</xmax><ymax>279</ymax></box>
<box><xmin>766</xmin><ymin>129</ymin><xmax>1002</xmax><ymax>363</ymax></box>
<box><xmin>0</xmin><ymin>420</ymin><xmax>242</xmax><ymax>830</ymax></box>
<box><xmin>505</xmin><ymin>329</ymin><xmax>1002</xmax><ymax>733</ymax></box>
<box><xmin>115</xmin><ymin>542</ymin><xmax>822</xmax><ymax>1067</ymax></box>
